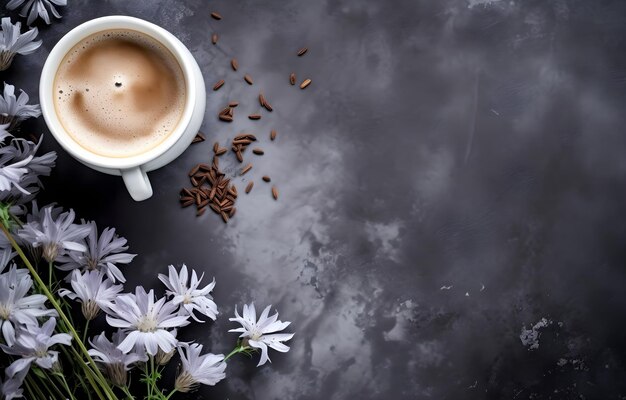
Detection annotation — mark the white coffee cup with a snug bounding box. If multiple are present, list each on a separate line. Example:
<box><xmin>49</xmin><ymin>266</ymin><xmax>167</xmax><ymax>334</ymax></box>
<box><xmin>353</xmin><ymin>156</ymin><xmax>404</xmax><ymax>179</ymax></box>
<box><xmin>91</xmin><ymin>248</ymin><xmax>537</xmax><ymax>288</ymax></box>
<box><xmin>39</xmin><ymin>16</ymin><xmax>206</xmax><ymax>201</ymax></box>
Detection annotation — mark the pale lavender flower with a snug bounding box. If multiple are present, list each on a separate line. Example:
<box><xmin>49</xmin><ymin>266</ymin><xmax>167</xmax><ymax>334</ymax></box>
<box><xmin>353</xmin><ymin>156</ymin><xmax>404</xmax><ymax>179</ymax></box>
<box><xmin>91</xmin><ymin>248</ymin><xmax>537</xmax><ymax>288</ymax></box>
<box><xmin>88</xmin><ymin>331</ymin><xmax>148</xmax><ymax>386</ymax></box>
<box><xmin>6</xmin><ymin>0</ymin><xmax>67</xmax><ymax>26</ymax></box>
<box><xmin>0</xmin><ymin>140</ymin><xmax>56</xmax><ymax>209</ymax></box>
<box><xmin>229</xmin><ymin>303</ymin><xmax>294</xmax><ymax>367</ymax></box>
<box><xmin>18</xmin><ymin>206</ymin><xmax>90</xmax><ymax>262</ymax></box>
<box><xmin>0</xmin><ymin>236</ymin><xmax>16</xmax><ymax>273</ymax></box>
<box><xmin>59</xmin><ymin>270</ymin><xmax>122</xmax><ymax>320</ymax></box>
<box><xmin>0</xmin><ymin>123</ymin><xmax>10</xmax><ymax>141</ymax></box>
<box><xmin>0</xmin><ymin>151</ymin><xmax>31</xmax><ymax>193</ymax></box>
<box><xmin>0</xmin><ymin>265</ymin><xmax>56</xmax><ymax>345</ymax></box>
<box><xmin>0</xmin><ymin>83</ymin><xmax>41</xmax><ymax>131</ymax></box>
<box><xmin>0</xmin><ymin>368</ymin><xmax>27</xmax><ymax>400</ymax></box>
<box><xmin>0</xmin><ymin>17</ymin><xmax>41</xmax><ymax>71</ymax></box>
<box><xmin>154</xmin><ymin>328</ymin><xmax>177</xmax><ymax>365</ymax></box>
<box><xmin>0</xmin><ymin>229</ymin><xmax>22</xmax><ymax>275</ymax></box>
<box><xmin>9</xmin><ymin>137</ymin><xmax>56</xmax><ymax>182</ymax></box>
<box><xmin>25</xmin><ymin>200</ymin><xmax>62</xmax><ymax>223</ymax></box>
<box><xmin>174</xmin><ymin>343</ymin><xmax>226</xmax><ymax>392</ymax></box>
<box><xmin>106</xmin><ymin>287</ymin><xmax>190</xmax><ymax>356</ymax></box>
<box><xmin>158</xmin><ymin>264</ymin><xmax>217</xmax><ymax>322</ymax></box>
<box><xmin>1</xmin><ymin>317</ymin><xmax>72</xmax><ymax>378</ymax></box>
<box><xmin>57</xmin><ymin>221</ymin><xmax>135</xmax><ymax>283</ymax></box>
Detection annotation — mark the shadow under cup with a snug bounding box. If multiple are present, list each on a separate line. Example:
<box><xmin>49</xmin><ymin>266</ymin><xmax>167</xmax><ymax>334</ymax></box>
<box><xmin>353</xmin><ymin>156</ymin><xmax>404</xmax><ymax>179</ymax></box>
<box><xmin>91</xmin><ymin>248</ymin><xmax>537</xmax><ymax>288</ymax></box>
<box><xmin>39</xmin><ymin>16</ymin><xmax>206</xmax><ymax>202</ymax></box>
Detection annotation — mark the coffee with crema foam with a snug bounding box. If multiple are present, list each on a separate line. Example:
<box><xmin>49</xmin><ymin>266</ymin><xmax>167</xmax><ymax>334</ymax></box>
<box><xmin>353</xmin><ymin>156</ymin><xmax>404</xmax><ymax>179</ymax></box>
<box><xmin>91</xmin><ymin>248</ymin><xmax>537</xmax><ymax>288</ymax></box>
<box><xmin>53</xmin><ymin>29</ymin><xmax>186</xmax><ymax>158</ymax></box>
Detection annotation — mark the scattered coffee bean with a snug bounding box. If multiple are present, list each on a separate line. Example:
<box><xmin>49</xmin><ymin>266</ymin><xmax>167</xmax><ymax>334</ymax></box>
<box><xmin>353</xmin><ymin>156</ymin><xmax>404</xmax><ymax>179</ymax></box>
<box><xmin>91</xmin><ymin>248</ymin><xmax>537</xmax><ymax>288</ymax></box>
<box><xmin>192</xmin><ymin>132</ymin><xmax>205</xmax><ymax>144</ymax></box>
<box><xmin>182</xmin><ymin>29</ymin><xmax>314</xmax><ymax>220</ymax></box>
<box><xmin>300</xmin><ymin>79</ymin><xmax>311</xmax><ymax>89</ymax></box>
<box><xmin>240</xmin><ymin>163</ymin><xmax>252</xmax><ymax>175</ymax></box>
<box><xmin>259</xmin><ymin>93</ymin><xmax>273</xmax><ymax>112</ymax></box>
<box><xmin>211</xmin><ymin>12</ymin><xmax>222</xmax><ymax>20</ymax></box>
<box><xmin>234</xmin><ymin>133</ymin><xmax>257</xmax><ymax>141</ymax></box>
<box><xmin>181</xmin><ymin>198</ymin><xmax>194</xmax><ymax>208</ymax></box>
<box><xmin>189</xmin><ymin>164</ymin><xmax>201</xmax><ymax>177</ymax></box>
<box><xmin>213</xmin><ymin>79</ymin><xmax>225</xmax><ymax>91</ymax></box>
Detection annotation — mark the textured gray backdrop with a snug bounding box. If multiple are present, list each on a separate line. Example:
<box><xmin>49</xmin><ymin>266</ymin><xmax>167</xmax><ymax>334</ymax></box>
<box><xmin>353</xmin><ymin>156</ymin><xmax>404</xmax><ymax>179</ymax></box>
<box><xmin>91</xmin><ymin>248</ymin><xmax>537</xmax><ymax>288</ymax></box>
<box><xmin>3</xmin><ymin>0</ymin><xmax>626</xmax><ymax>398</ymax></box>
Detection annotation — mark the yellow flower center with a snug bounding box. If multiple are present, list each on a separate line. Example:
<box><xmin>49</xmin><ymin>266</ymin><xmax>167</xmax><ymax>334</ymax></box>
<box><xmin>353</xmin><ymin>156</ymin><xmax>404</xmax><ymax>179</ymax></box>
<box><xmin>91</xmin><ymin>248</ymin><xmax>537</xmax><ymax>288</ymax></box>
<box><xmin>0</xmin><ymin>303</ymin><xmax>11</xmax><ymax>320</ymax></box>
<box><xmin>136</xmin><ymin>316</ymin><xmax>158</xmax><ymax>332</ymax></box>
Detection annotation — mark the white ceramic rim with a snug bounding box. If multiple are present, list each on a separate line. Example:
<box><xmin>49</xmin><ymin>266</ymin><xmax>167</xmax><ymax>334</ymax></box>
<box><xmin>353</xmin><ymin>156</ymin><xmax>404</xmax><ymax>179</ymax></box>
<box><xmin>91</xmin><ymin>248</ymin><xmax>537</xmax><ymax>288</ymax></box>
<box><xmin>39</xmin><ymin>16</ymin><xmax>194</xmax><ymax>170</ymax></box>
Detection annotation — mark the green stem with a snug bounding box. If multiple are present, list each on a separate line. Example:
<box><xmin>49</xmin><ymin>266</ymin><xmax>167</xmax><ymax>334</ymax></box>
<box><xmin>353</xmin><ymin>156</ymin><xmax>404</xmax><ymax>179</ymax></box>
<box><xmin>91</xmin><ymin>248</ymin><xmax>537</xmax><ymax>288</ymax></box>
<box><xmin>49</xmin><ymin>259</ymin><xmax>53</xmax><ymax>287</ymax></box>
<box><xmin>118</xmin><ymin>384</ymin><xmax>135</xmax><ymax>400</ymax></box>
<box><xmin>23</xmin><ymin>378</ymin><xmax>35</xmax><ymax>400</ymax></box>
<box><xmin>0</xmin><ymin>224</ymin><xmax>119</xmax><ymax>400</ymax></box>
<box><xmin>164</xmin><ymin>389</ymin><xmax>178</xmax><ymax>400</ymax></box>
<box><xmin>25</xmin><ymin>375</ymin><xmax>45</xmax><ymax>400</ymax></box>
<box><xmin>223</xmin><ymin>345</ymin><xmax>251</xmax><ymax>362</ymax></box>
<box><xmin>68</xmin><ymin>345</ymin><xmax>107</xmax><ymax>400</ymax></box>
<box><xmin>150</xmin><ymin>356</ymin><xmax>155</xmax><ymax>398</ymax></box>
<box><xmin>77</xmin><ymin>373</ymin><xmax>94</xmax><ymax>400</ymax></box>
<box><xmin>83</xmin><ymin>319</ymin><xmax>90</xmax><ymax>344</ymax></box>
<box><xmin>55</xmin><ymin>372</ymin><xmax>78</xmax><ymax>400</ymax></box>
<box><xmin>143</xmin><ymin>359</ymin><xmax>151</xmax><ymax>399</ymax></box>
<box><xmin>42</xmin><ymin>369</ymin><xmax>66</xmax><ymax>399</ymax></box>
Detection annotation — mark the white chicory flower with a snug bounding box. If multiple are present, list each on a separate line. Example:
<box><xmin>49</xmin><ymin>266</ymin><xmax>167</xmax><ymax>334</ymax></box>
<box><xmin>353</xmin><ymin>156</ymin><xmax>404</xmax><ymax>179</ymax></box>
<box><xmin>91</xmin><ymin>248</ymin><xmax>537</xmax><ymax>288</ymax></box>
<box><xmin>0</xmin><ymin>83</ymin><xmax>41</xmax><ymax>131</ymax></box>
<box><xmin>105</xmin><ymin>287</ymin><xmax>190</xmax><ymax>356</ymax></box>
<box><xmin>0</xmin><ymin>17</ymin><xmax>41</xmax><ymax>71</ymax></box>
<box><xmin>154</xmin><ymin>328</ymin><xmax>177</xmax><ymax>366</ymax></box>
<box><xmin>18</xmin><ymin>206</ymin><xmax>90</xmax><ymax>262</ymax></box>
<box><xmin>0</xmin><ymin>151</ymin><xmax>31</xmax><ymax>194</ymax></box>
<box><xmin>0</xmin><ymin>235</ymin><xmax>16</xmax><ymax>273</ymax></box>
<box><xmin>0</xmin><ymin>139</ymin><xmax>56</xmax><ymax>207</ymax></box>
<box><xmin>158</xmin><ymin>264</ymin><xmax>218</xmax><ymax>322</ymax></box>
<box><xmin>59</xmin><ymin>269</ymin><xmax>123</xmax><ymax>320</ymax></box>
<box><xmin>0</xmin><ymin>368</ymin><xmax>27</xmax><ymax>400</ymax></box>
<box><xmin>6</xmin><ymin>0</ymin><xmax>67</xmax><ymax>26</ymax></box>
<box><xmin>174</xmin><ymin>343</ymin><xmax>226</xmax><ymax>392</ymax></box>
<box><xmin>1</xmin><ymin>317</ymin><xmax>72</xmax><ymax>378</ymax></box>
<box><xmin>0</xmin><ymin>123</ymin><xmax>10</xmax><ymax>141</ymax></box>
<box><xmin>0</xmin><ymin>265</ymin><xmax>57</xmax><ymax>345</ymax></box>
<box><xmin>57</xmin><ymin>221</ymin><xmax>136</xmax><ymax>283</ymax></box>
<box><xmin>229</xmin><ymin>303</ymin><xmax>294</xmax><ymax>366</ymax></box>
<box><xmin>88</xmin><ymin>330</ymin><xmax>148</xmax><ymax>386</ymax></box>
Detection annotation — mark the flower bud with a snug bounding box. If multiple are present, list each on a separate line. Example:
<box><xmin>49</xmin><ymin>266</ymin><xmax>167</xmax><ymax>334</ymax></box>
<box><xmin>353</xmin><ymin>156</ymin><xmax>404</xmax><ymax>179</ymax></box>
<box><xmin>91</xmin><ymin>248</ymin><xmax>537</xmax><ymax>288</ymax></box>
<box><xmin>81</xmin><ymin>300</ymin><xmax>100</xmax><ymax>320</ymax></box>
<box><xmin>105</xmin><ymin>363</ymin><xmax>127</xmax><ymax>387</ymax></box>
<box><xmin>174</xmin><ymin>371</ymin><xmax>198</xmax><ymax>393</ymax></box>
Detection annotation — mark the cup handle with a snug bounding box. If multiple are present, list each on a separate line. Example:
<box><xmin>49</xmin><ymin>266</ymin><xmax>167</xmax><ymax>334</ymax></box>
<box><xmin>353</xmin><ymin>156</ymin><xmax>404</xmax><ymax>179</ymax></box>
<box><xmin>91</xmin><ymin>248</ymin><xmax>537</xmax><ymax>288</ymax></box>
<box><xmin>121</xmin><ymin>167</ymin><xmax>153</xmax><ymax>201</ymax></box>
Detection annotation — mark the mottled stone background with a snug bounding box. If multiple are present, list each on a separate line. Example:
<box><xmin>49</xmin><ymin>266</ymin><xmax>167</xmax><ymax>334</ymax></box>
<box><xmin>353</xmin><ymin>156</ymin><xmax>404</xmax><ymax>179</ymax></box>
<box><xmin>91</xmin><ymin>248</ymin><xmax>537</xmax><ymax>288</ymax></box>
<box><xmin>3</xmin><ymin>0</ymin><xmax>626</xmax><ymax>398</ymax></box>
